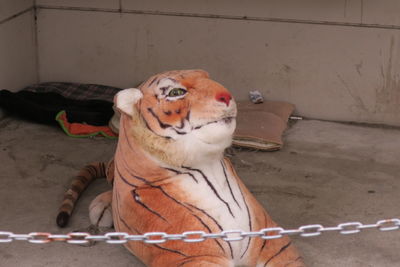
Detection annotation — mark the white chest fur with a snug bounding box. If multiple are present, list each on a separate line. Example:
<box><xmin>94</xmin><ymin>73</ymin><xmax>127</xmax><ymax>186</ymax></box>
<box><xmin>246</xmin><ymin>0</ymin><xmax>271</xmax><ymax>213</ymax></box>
<box><xmin>176</xmin><ymin>160</ymin><xmax>252</xmax><ymax>260</ymax></box>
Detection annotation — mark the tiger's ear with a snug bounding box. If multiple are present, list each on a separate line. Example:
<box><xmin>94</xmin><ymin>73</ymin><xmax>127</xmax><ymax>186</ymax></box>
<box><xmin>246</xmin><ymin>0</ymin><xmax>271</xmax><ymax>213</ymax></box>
<box><xmin>114</xmin><ymin>88</ymin><xmax>143</xmax><ymax>117</ymax></box>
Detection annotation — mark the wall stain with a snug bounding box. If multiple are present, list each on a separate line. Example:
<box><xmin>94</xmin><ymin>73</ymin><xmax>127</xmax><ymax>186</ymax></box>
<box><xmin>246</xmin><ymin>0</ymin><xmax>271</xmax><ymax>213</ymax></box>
<box><xmin>337</xmin><ymin>35</ymin><xmax>400</xmax><ymax>122</ymax></box>
<box><xmin>337</xmin><ymin>73</ymin><xmax>368</xmax><ymax>112</ymax></box>
<box><xmin>355</xmin><ymin>61</ymin><xmax>363</xmax><ymax>76</ymax></box>
<box><xmin>375</xmin><ymin>36</ymin><xmax>400</xmax><ymax>116</ymax></box>
<box><xmin>283</xmin><ymin>64</ymin><xmax>292</xmax><ymax>73</ymax></box>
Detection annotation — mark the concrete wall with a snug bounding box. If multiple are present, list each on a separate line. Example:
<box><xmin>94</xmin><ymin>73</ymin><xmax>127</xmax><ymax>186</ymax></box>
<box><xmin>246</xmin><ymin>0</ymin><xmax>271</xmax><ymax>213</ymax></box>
<box><xmin>0</xmin><ymin>0</ymin><xmax>37</xmax><ymax>91</ymax></box>
<box><xmin>1</xmin><ymin>0</ymin><xmax>398</xmax><ymax>126</ymax></box>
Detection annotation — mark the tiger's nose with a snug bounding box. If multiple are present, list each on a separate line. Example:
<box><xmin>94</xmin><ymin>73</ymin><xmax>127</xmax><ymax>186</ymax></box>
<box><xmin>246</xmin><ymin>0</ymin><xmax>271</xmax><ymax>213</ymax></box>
<box><xmin>216</xmin><ymin>92</ymin><xmax>232</xmax><ymax>106</ymax></box>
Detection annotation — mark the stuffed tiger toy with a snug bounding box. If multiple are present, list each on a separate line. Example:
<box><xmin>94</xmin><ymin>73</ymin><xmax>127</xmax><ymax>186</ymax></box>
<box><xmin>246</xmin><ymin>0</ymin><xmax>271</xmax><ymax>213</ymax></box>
<box><xmin>56</xmin><ymin>69</ymin><xmax>304</xmax><ymax>267</ymax></box>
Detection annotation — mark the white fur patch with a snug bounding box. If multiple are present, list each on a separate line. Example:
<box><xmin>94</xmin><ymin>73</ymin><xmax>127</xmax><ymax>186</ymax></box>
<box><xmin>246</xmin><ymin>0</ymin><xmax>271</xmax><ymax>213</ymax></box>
<box><xmin>115</xmin><ymin>88</ymin><xmax>143</xmax><ymax>116</ymax></box>
<box><xmin>89</xmin><ymin>195</ymin><xmax>113</xmax><ymax>228</ymax></box>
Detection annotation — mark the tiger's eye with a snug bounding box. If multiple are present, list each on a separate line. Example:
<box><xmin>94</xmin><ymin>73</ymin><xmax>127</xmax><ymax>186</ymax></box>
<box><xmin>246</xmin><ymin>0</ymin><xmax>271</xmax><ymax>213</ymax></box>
<box><xmin>168</xmin><ymin>88</ymin><xmax>186</xmax><ymax>97</ymax></box>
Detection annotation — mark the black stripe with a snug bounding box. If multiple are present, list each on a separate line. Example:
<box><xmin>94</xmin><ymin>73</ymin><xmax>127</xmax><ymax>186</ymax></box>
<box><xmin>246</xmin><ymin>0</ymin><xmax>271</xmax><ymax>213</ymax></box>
<box><xmin>192</xmin><ymin>119</ymin><xmax>220</xmax><ymax>131</ymax></box>
<box><xmin>116</xmin><ymin>189</ymin><xmax>186</xmax><ymax>257</ymax></box>
<box><xmin>85</xmin><ymin>165</ymin><xmax>98</xmax><ymax>177</ymax></box>
<box><xmin>114</xmin><ymin>190</ymin><xmax>127</xmax><ymax>232</ymax></box>
<box><xmin>163</xmin><ymin>167</ymin><xmax>198</xmax><ymax>183</ymax></box>
<box><xmin>90</xmin><ymin>164</ymin><xmax>104</xmax><ymax>178</ymax></box>
<box><xmin>116</xmin><ymin>180</ymin><xmax>227</xmax><ymax>257</ymax></box>
<box><xmin>264</xmin><ymin>242</ymin><xmax>292</xmax><ymax>267</ymax></box>
<box><xmin>160</xmin><ymin>86</ymin><xmax>169</xmax><ymax>94</ymax></box>
<box><xmin>175</xmin><ymin>118</ymin><xmax>186</xmax><ymax>129</ymax></box>
<box><xmin>258</xmin><ymin>213</ymin><xmax>272</xmax><ymax>256</ymax></box>
<box><xmin>157</xmin><ymin>185</ymin><xmax>186</xmax><ymax>206</ymax></box>
<box><xmin>239</xmin><ymin>185</ymin><xmax>252</xmax><ymax>259</ymax></box>
<box><xmin>187</xmin><ymin>209</ymin><xmax>226</xmax><ymax>255</ymax></box>
<box><xmin>186</xmin><ymin>110</ymin><xmax>191</xmax><ymax>121</ymax></box>
<box><xmin>100</xmin><ymin>162</ymin><xmax>106</xmax><ymax>177</ymax></box>
<box><xmin>70</xmin><ymin>184</ymin><xmax>83</xmax><ymax>194</ymax></box>
<box><xmin>116</xmin><ymin>191</ymin><xmax>148</xmax><ymax>245</ymax></box>
<box><xmin>185</xmin><ymin>203</ymin><xmax>231</xmax><ymax>257</ymax></box>
<box><xmin>131</xmin><ymin>190</ymin><xmax>168</xmax><ymax>223</ymax></box>
<box><xmin>182</xmin><ymin>166</ymin><xmax>234</xmax><ymax>218</ymax></box>
<box><xmin>141</xmin><ymin>116</ymin><xmax>172</xmax><ymax>139</ymax></box>
<box><xmin>174</xmin><ymin>130</ymin><xmax>188</xmax><ymax>135</ymax></box>
<box><xmin>115</xmin><ymin>162</ymin><xmax>139</xmax><ymax>188</ymax></box>
<box><xmin>95</xmin><ymin>203</ymin><xmax>110</xmax><ymax>227</ymax></box>
<box><xmin>153</xmin><ymin>244</ymin><xmax>187</xmax><ymax>257</ymax></box>
<box><xmin>76</xmin><ymin>175</ymin><xmax>90</xmax><ymax>184</ymax></box>
<box><xmin>159</xmin><ymin>187</ymin><xmax>226</xmax><ymax>255</ymax></box>
<box><xmin>283</xmin><ymin>256</ymin><xmax>303</xmax><ymax>267</ymax></box>
<box><xmin>221</xmin><ymin>160</ymin><xmax>241</xmax><ymax>209</ymax></box>
<box><xmin>229</xmin><ymin>159</ymin><xmax>251</xmax><ymax>225</ymax></box>
<box><xmin>149</xmin><ymin>76</ymin><xmax>158</xmax><ymax>86</ymax></box>
<box><xmin>177</xmin><ymin>260</ymin><xmax>195</xmax><ymax>266</ymax></box>
<box><xmin>118</xmin><ymin>214</ymin><xmax>135</xmax><ymax>233</ymax></box>
<box><xmin>147</xmin><ymin>107</ymin><xmax>188</xmax><ymax>135</ymax></box>
<box><xmin>182</xmin><ymin>172</ymin><xmax>198</xmax><ymax>183</ymax></box>
<box><xmin>93</xmin><ymin>164</ymin><xmax>99</xmax><ymax>177</ymax></box>
<box><xmin>64</xmin><ymin>194</ymin><xmax>76</xmax><ymax>202</ymax></box>
<box><xmin>259</xmin><ymin>240</ymin><xmax>267</xmax><ymax>254</ymax></box>
<box><xmin>119</xmin><ymin>155</ymin><xmax>151</xmax><ymax>184</ymax></box>
<box><xmin>184</xmin><ymin>203</ymin><xmax>224</xmax><ymax>231</ymax></box>
<box><xmin>148</xmin><ymin>107</ymin><xmax>172</xmax><ymax>129</ymax></box>
<box><xmin>164</xmin><ymin>167</ymin><xmax>180</xmax><ymax>174</ymax></box>
<box><xmin>153</xmin><ymin>186</ymin><xmax>227</xmax><ymax>254</ymax></box>
<box><xmin>175</xmin><ymin>111</ymin><xmax>190</xmax><ymax>130</ymax></box>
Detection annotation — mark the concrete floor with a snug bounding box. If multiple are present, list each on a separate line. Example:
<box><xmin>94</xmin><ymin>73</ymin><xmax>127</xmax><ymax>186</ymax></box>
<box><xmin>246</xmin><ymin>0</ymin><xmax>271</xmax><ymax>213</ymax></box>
<box><xmin>0</xmin><ymin>117</ymin><xmax>399</xmax><ymax>267</ymax></box>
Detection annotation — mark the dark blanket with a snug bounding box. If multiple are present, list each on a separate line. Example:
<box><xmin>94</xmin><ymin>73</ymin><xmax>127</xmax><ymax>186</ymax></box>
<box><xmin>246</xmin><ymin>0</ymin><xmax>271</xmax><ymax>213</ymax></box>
<box><xmin>0</xmin><ymin>90</ymin><xmax>114</xmax><ymax>126</ymax></box>
<box><xmin>23</xmin><ymin>82</ymin><xmax>121</xmax><ymax>102</ymax></box>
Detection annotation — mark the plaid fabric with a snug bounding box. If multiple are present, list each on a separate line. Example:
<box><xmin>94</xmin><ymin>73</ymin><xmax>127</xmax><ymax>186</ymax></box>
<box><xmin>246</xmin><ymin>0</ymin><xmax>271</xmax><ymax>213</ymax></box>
<box><xmin>23</xmin><ymin>82</ymin><xmax>122</xmax><ymax>102</ymax></box>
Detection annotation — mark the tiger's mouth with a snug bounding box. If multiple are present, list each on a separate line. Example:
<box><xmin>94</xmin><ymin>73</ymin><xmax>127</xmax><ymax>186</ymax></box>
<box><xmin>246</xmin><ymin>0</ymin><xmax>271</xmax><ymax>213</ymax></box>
<box><xmin>192</xmin><ymin>116</ymin><xmax>236</xmax><ymax>130</ymax></box>
<box><xmin>221</xmin><ymin>116</ymin><xmax>234</xmax><ymax>124</ymax></box>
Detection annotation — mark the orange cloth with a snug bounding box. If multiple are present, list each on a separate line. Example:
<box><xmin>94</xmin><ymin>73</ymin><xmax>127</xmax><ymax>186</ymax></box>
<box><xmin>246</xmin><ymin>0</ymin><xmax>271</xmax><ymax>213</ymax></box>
<box><xmin>56</xmin><ymin>110</ymin><xmax>118</xmax><ymax>138</ymax></box>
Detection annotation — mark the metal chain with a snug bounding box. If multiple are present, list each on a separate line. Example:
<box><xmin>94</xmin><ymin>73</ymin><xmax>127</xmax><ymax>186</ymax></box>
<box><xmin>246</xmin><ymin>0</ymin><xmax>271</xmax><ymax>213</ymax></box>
<box><xmin>0</xmin><ymin>218</ymin><xmax>399</xmax><ymax>245</ymax></box>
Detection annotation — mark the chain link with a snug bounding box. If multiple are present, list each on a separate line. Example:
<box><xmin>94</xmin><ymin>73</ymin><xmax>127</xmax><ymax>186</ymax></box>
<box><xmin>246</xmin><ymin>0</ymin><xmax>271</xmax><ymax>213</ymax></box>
<box><xmin>1</xmin><ymin>218</ymin><xmax>399</xmax><ymax>245</ymax></box>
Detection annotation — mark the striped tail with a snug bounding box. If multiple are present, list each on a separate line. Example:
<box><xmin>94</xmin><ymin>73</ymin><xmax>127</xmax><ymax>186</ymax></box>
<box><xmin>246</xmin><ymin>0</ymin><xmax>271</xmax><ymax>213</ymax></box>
<box><xmin>56</xmin><ymin>162</ymin><xmax>107</xmax><ymax>227</ymax></box>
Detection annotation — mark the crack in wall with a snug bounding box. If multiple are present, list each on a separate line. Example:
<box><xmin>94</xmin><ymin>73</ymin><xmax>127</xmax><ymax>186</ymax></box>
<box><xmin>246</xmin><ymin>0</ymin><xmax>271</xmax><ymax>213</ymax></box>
<box><xmin>0</xmin><ymin>6</ymin><xmax>34</xmax><ymax>25</ymax></box>
<box><xmin>34</xmin><ymin>4</ymin><xmax>400</xmax><ymax>31</ymax></box>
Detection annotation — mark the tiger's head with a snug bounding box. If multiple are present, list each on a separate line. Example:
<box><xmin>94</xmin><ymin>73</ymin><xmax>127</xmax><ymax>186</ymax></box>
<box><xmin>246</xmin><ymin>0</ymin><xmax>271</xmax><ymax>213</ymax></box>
<box><xmin>115</xmin><ymin>70</ymin><xmax>237</xmax><ymax>167</ymax></box>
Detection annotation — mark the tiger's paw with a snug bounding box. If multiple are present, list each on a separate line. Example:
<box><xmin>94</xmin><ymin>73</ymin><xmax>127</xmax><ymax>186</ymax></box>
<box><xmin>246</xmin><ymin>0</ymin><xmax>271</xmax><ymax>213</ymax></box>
<box><xmin>89</xmin><ymin>190</ymin><xmax>113</xmax><ymax>228</ymax></box>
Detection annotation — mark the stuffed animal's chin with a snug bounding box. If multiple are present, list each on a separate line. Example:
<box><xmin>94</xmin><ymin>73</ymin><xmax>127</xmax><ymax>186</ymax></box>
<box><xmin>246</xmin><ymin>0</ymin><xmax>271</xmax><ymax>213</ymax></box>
<box><xmin>176</xmin><ymin>119</ymin><xmax>235</xmax><ymax>166</ymax></box>
<box><xmin>191</xmin><ymin>118</ymin><xmax>235</xmax><ymax>145</ymax></box>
